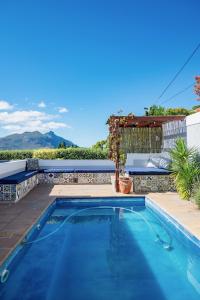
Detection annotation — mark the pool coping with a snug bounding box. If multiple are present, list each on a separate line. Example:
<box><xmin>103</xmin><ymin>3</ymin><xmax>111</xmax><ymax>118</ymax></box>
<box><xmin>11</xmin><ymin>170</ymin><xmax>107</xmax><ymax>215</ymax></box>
<box><xmin>146</xmin><ymin>196</ymin><xmax>200</xmax><ymax>249</ymax></box>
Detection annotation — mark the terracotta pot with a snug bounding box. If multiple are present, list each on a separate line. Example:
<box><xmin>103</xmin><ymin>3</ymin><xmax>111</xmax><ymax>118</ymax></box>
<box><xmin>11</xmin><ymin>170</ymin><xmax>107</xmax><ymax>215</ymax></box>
<box><xmin>119</xmin><ymin>177</ymin><xmax>132</xmax><ymax>194</ymax></box>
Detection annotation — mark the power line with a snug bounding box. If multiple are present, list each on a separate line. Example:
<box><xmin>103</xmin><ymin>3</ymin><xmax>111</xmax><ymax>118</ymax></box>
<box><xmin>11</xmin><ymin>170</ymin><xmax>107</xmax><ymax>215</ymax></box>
<box><xmin>157</xmin><ymin>42</ymin><xmax>200</xmax><ymax>100</ymax></box>
<box><xmin>159</xmin><ymin>82</ymin><xmax>194</xmax><ymax>105</ymax></box>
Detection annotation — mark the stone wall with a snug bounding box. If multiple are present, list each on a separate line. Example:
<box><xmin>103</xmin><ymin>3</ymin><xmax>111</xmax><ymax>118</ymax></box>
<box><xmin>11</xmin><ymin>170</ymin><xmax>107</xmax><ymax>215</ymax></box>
<box><xmin>0</xmin><ymin>174</ymin><xmax>38</xmax><ymax>203</ymax></box>
<box><xmin>131</xmin><ymin>174</ymin><xmax>176</xmax><ymax>193</ymax></box>
<box><xmin>38</xmin><ymin>172</ymin><xmax>112</xmax><ymax>185</ymax></box>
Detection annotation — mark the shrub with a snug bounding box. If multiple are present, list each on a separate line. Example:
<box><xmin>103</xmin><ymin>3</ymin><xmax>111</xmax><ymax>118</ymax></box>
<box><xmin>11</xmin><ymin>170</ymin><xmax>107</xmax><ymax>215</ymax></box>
<box><xmin>0</xmin><ymin>148</ymin><xmax>108</xmax><ymax>160</ymax></box>
<box><xmin>193</xmin><ymin>184</ymin><xmax>200</xmax><ymax>208</ymax></box>
<box><xmin>170</xmin><ymin>138</ymin><xmax>200</xmax><ymax>200</ymax></box>
<box><xmin>33</xmin><ymin>148</ymin><xmax>108</xmax><ymax>159</ymax></box>
<box><xmin>0</xmin><ymin>150</ymin><xmax>34</xmax><ymax>160</ymax></box>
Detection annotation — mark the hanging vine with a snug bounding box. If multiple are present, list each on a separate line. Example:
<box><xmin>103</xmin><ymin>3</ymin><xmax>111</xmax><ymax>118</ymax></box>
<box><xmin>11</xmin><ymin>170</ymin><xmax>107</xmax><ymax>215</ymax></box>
<box><xmin>195</xmin><ymin>76</ymin><xmax>200</xmax><ymax>100</ymax></box>
<box><xmin>108</xmin><ymin>114</ymin><xmax>134</xmax><ymax>192</ymax></box>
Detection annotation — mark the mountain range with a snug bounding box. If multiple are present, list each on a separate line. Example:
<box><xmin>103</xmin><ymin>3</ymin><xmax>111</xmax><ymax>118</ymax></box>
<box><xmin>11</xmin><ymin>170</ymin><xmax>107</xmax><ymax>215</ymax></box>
<box><xmin>0</xmin><ymin>131</ymin><xmax>76</xmax><ymax>150</ymax></box>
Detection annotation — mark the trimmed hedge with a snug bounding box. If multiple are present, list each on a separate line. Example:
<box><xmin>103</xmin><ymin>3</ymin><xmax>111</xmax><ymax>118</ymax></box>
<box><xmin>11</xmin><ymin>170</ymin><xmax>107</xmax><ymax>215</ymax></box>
<box><xmin>0</xmin><ymin>148</ymin><xmax>108</xmax><ymax>160</ymax></box>
<box><xmin>0</xmin><ymin>150</ymin><xmax>34</xmax><ymax>160</ymax></box>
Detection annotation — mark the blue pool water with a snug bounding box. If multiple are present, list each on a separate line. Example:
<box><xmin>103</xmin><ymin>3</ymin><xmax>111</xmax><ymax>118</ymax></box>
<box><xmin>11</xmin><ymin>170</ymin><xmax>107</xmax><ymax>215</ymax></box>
<box><xmin>0</xmin><ymin>197</ymin><xmax>200</xmax><ymax>300</ymax></box>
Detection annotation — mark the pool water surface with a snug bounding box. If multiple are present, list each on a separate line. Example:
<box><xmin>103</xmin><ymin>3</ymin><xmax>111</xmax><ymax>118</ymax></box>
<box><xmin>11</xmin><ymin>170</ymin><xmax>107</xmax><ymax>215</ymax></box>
<box><xmin>0</xmin><ymin>197</ymin><xmax>200</xmax><ymax>300</ymax></box>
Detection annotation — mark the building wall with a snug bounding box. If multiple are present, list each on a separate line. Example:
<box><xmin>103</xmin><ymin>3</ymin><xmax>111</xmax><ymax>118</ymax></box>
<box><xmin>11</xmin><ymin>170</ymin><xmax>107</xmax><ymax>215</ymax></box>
<box><xmin>162</xmin><ymin>119</ymin><xmax>187</xmax><ymax>151</ymax></box>
<box><xmin>186</xmin><ymin>112</ymin><xmax>200</xmax><ymax>152</ymax></box>
<box><xmin>162</xmin><ymin>112</ymin><xmax>200</xmax><ymax>152</ymax></box>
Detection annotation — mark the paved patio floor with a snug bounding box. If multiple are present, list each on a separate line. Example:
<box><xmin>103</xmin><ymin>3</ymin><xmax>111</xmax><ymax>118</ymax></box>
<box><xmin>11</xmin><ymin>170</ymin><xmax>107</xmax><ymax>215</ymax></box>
<box><xmin>0</xmin><ymin>184</ymin><xmax>200</xmax><ymax>267</ymax></box>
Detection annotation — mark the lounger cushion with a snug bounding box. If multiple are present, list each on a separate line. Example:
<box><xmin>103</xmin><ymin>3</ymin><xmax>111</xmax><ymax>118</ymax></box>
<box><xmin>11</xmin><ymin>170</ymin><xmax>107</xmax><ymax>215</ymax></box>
<box><xmin>125</xmin><ymin>167</ymin><xmax>171</xmax><ymax>175</ymax></box>
<box><xmin>40</xmin><ymin>166</ymin><xmax>115</xmax><ymax>173</ymax></box>
<box><xmin>0</xmin><ymin>170</ymin><xmax>38</xmax><ymax>184</ymax></box>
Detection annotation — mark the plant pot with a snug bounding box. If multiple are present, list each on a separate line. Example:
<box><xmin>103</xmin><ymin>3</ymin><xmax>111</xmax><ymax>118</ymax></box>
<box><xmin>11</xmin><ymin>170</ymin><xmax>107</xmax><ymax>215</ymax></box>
<box><xmin>119</xmin><ymin>177</ymin><xmax>132</xmax><ymax>194</ymax></box>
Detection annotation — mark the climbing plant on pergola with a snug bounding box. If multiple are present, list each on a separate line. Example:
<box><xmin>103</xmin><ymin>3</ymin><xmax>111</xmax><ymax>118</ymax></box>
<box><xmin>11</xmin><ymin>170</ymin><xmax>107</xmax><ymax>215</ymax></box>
<box><xmin>107</xmin><ymin>114</ymin><xmax>185</xmax><ymax>192</ymax></box>
<box><xmin>195</xmin><ymin>76</ymin><xmax>200</xmax><ymax>100</ymax></box>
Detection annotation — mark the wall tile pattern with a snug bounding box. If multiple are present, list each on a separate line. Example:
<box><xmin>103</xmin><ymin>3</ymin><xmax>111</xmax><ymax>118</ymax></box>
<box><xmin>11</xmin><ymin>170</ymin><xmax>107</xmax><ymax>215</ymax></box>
<box><xmin>38</xmin><ymin>172</ymin><xmax>112</xmax><ymax>185</ymax></box>
<box><xmin>0</xmin><ymin>175</ymin><xmax>38</xmax><ymax>202</ymax></box>
<box><xmin>131</xmin><ymin>175</ymin><xmax>176</xmax><ymax>193</ymax></box>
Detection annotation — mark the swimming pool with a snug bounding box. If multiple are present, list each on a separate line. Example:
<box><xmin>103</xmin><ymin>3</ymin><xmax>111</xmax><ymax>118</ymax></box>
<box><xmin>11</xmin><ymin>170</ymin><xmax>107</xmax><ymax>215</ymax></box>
<box><xmin>0</xmin><ymin>197</ymin><xmax>200</xmax><ymax>300</ymax></box>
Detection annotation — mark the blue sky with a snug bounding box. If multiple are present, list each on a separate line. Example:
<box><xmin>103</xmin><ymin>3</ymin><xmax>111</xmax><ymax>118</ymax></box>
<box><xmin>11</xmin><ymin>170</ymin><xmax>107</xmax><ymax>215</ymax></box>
<box><xmin>0</xmin><ymin>0</ymin><xmax>199</xmax><ymax>147</ymax></box>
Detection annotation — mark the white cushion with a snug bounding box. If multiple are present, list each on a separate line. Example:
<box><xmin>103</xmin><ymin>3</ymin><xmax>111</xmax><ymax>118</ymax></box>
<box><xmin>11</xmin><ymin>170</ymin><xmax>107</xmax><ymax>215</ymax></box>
<box><xmin>146</xmin><ymin>160</ymin><xmax>156</xmax><ymax>168</ymax></box>
<box><xmin>159</xmin><ymin>158</ymin><xmax>170</xmax><ymax>169</ymax></box>
<box><xmin>150</xmin><ymin>157</ymin><xmax>161</xmax><ymax>168</ymax></box>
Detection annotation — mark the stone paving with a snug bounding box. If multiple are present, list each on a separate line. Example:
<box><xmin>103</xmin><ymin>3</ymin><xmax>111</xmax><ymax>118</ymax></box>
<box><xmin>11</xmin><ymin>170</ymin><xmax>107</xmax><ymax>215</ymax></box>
<box><xmin>0</xmin><ymin>184</ymin><xmax>200</xmax><ymax>267</ymax></box>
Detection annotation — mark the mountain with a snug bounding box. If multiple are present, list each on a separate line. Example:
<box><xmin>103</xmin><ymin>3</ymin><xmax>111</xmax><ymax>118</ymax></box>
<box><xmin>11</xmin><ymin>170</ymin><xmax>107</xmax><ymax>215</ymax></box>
<box><xmin>0</xmin><ymin>131</ymin><xmax>76</xmax><ymax>150</ymax></box>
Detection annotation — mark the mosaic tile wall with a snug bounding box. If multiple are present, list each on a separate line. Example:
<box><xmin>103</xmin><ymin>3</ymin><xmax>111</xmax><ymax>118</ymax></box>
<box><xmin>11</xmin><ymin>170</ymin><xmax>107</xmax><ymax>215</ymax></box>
<box><xmin>0</xmin><ymin>175</ymin><xmax>38</xmax><ymax>203</ymax></box>
<box><xmin>131</xmin><ymin>175</ymin><xmax>176</xmax><ymax>193</ymax></box>
<box><xmin>38</xmin><ymin>172</ymin><xmax>112</xmax><ymax>185</ymax></box>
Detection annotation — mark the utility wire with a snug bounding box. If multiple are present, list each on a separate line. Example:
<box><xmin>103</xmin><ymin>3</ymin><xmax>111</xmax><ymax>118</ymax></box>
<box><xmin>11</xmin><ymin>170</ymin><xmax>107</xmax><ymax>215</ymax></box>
<box><xmin>159</xmin><ymin>82</ymin><xmax>194</xmax><ymax>105</ymax></box>
<box><xmin>157</xmin><ymin>42</ymin><xmax>200</xmax><ymax>100</ymax></box>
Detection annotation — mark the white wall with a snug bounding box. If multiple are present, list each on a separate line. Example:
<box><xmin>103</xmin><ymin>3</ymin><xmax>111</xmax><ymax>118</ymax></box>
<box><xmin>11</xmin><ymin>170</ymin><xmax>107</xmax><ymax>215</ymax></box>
<box><xmin>186</xmin><ymin>112</ymin><xmax>200</xmax><ymax>152</ymax></box>
<box><xmin>39</xmin><ymin>159</ymin><xmax>114</xmax><ymax>169</ymax></box>
<box><xmin>0</xmin><ymin>160</ymin><xmax>26</xmax><ymax>179</ymax></box>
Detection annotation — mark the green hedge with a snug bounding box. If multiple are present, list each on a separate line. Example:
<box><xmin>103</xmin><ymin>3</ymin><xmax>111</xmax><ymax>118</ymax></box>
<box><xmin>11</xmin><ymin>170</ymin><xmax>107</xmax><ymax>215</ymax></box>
<box><xmin>0</xmin><ymin>148</ymin><xmax>108</xmax><ymax>160</ymax></box>
<box><xmin>0</xmin><ymin>150</ymin><xmax>34</xmax><ymax>160</ymax></box>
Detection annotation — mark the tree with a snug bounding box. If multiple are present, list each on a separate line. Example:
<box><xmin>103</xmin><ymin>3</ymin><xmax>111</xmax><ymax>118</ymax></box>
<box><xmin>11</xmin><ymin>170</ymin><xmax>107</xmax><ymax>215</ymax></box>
<box><xmin>195</xmin><ymin>76</ymin><xmax>200</xmax><ymax>99</ymax></box>
<box><xmin>147</xmin><ymin>105</ymin><xmax>191</xmax><ymax>116</ymax></box>
<box><xmin>165</xmin><ymin>107</ymin><xmax>191</xmax><ymax>116</ymax></box>
<box><xmin>58</xmin><ymin>141</ymin><xmax>66</xmax><ymax>149</ymax></box>
<box><xmin>148</xmin><ymin>105</ymin><xmax>165</xmax><ymax>116</ymax></box>
<box><xmin>91</xmin><ymin>139</ymin><xmax>108</xmax><ymax>151</ymax></box>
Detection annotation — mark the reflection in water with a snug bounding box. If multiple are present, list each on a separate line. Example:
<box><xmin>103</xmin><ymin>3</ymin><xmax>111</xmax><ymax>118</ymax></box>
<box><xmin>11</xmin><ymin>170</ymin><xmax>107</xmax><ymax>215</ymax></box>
<box><xmin>187</xmin><ymin>255</ymin><xmax>200</xmax><ymax>294</ymax></box>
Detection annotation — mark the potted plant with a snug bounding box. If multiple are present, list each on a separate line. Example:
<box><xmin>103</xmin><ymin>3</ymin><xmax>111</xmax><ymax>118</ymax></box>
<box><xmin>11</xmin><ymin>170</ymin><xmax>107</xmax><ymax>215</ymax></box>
<box><xmin>118</xmin><ymin>151</ymin><xmax>132</xmax><ymax>194</ymax></box>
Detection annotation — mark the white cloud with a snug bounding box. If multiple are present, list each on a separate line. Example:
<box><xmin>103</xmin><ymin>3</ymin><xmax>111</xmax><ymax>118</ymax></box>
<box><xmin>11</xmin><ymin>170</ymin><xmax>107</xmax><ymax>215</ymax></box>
<box><xmin>0</xmin><ymin>110</ymin><xmax>70</xmax><ymax>134</ymax></box>
<box><xmin>38</xmin><ymin>101</ymin><xmax>46</xmax><ymax>108</ymax></box>
<box><xmin>58</xmin><ymin>107</ymin><xmax>69</xmax><ymax>113</ymax></box>
<box><xmin>0</xmin><ymin>100</ymin><xmax>13</xmax><ymax>110</ymax></box>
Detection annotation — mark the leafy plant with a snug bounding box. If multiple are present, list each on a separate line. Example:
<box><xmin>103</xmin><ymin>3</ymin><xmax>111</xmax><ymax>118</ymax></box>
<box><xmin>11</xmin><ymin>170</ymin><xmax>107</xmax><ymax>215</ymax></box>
<box><xmin>0</xmin><ymin>150</ymin><xmax>34</xmax><ymax>160</ymax></box>
<box><xmin>148</xmin><ymin>105</ymin><xmax>191</xmax><ymax>116</ymax></box>
<box><xmin>91</xmin><ymin>139</ymin><xmax>108</xmax><ymax>152</ymax></box>
<box><xmin>170</xmin><ymin>138</ymin><xmax>200</xmax><ymax>200</ymax></box>
<box><xmin>193</xmin><ymin>185</ymin><xmax>200</xmax><ymax>208</ymax></box>
<box><xmin>58</xmin><ymin>141</ymin><xmax>67</xmax><ymax>149</ymax></box>
<box><xmin>195</xmin><ymin>75</ymin><xmax>200</xmax><ymax>99</ymax></box>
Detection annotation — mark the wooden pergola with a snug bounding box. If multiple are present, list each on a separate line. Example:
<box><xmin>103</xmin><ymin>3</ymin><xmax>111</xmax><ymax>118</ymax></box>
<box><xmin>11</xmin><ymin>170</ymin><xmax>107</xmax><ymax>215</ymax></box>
<box><xmin>107</xmin><ymin>115</ymin><xmax>186</xmax><ymax>192</ymax></box>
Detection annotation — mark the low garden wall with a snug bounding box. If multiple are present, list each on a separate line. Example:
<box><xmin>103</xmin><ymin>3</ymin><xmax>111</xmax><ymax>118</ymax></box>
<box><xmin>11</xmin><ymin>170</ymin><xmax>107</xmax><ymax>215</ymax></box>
<box><xmin>131</xmin><ymin>175</ymin><xmax>176</xmax><ymax>193</ymax></box>
<box><xmin>0</xmin><ymin>175</ymin><xmax>38</xmax><ymax>202</ymax></box>
<box><xmin>0</xmin><ymin>158</ymin><xmax>176</xmax><ymax>202</ymax></box>
<box><xmin>38</xmin><ymin>172</ymin><xmax>112</xmax><ymax>185</ymax></box>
